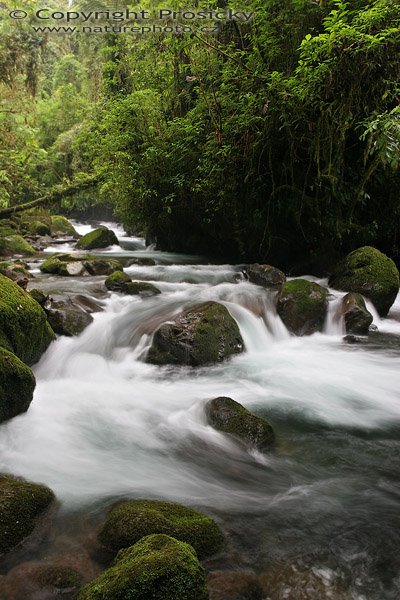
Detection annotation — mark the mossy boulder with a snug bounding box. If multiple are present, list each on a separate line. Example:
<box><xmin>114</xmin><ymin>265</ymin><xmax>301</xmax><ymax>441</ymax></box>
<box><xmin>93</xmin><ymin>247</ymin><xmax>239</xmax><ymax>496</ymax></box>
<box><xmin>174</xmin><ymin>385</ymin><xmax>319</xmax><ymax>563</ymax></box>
<box><xmin>45</xmin><ymin>299</ymin><xmax>94</xmax><ymax>337</ymax></box>
<box><xmin>277</xmin><ymin>279</ymin><xmax>328</xmax><ymax>335</ymax></box>
<box><xmin>0</xmin><ymin>347</ymin><xmax>35</xmax><ymax>423</ymax></box>
<box><xmin>78</xmin><ymin>534</ymin><xmax>208</xmax><ymax>600</ymax></box>
<box><xmin>98</xmin><ymin>499</ymin><xmax>224</xmax><ymax>560</ymax></box>
<box><xmin>105</xmin><ymin>270</ymin><xmax>131</xmax><ymax>291</ymax></box>
<box><xmin>0</xmin><ymin>274</ymin><xmax>55</xmax><ymax>365</ymax></box>
<box><xmin>28</xmin><ymin>220</ymin><xmax>51</xmax><ymax>236</ymax></box>
<box><xmin>338</xmin><ymin>292</ymin><xmax>373</xmax><ymax>335</ymax></box>
<box><xmin>50</xmin><ymin>215</ymin><xmax>79</xmax><ymax>238</ymax></box>
<box><xmin>76</xmin><ymin>226</ymin><xmax>118</xmax><ymax>250</ymax></box>
<box><xmin>125</xmin><ymin>281</ymin><xmax>162</xmax><ymax>296</ymax></box>
<box><xmin>205</xmin><ymin>397</ymin><xmax>275</xmax><ymax>451</ymax></box>
<box><xmin>329</xmin><ymin>246</ymin><xmax>399</xmax><ymax>317</ymax></box>
<box><xmin>0</xmin><ymin>474</ymin><xmax>55</xmax><ymax>555</ymax></box>
<box><xmin>146</xmin><ymin>301</ymin><xmax>244</xmax><ymax>366</ymax></box>
<box><xmin>83</xmin><ymin>258</ymin><xmax>122</xmax><ymax>276</ymax></box>
<box><xmin>0</xmin><ymin>234</ymin><xmax>35</xmax><ymax>257</ymax></box>
<box><xmin>245</xmin><ymin>264</ymin><xmax>286</xmax><ymax>291</ymax></box>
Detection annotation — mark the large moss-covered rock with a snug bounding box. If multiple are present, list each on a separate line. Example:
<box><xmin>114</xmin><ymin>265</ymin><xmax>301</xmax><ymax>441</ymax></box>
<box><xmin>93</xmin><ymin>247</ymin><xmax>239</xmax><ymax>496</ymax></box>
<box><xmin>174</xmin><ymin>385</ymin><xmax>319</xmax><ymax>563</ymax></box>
<box><xmin>78</xmin><ymin>534</ymin><xmax>208</xmax><ymax>600</ymax></box>
<box><xmin>146</xmin><ymin>301</ymin><xmax>244</xmax><ymax>366</ymax></box>
<box><xmin>277</xmin><ymin>279</ymin><xmax>328</xmax><ymax>335</ymax></box>
<box><xmin>0</xmin><ymin>274</ymin><xmax>55</xmax><ymax>365</ymax></box>
<box><xmin>28</xmin><ymin>220</ymin><xmax>51</xmax><ymax>236</ymax></box>
<box><xmin>338</xmin><ymin>292</ymin><xmax>373</xmax><ymax>335</ymax></box>
<box><xmin>205</xmin><ymin>397</ymin><xmax>275</xmax><ymax>451</ymax></box>
<box><xmin>329</xmin><ymin>246</ymin><xmax>399</xmax><ymax>317</ymax></box>
<box><xmin>245</xmin><ymin>264</ymin><xmax>286</xmax><ymax>291</ymax></box>
<box><xmin>50</xmin><ymin>215</ymin><xmax>79</xmax><ymax>238</ymax></box>
<box><xmin>0</xmin><ymin>347</ymin><xmax>35</xmax><ymax>423</ymax></box>
<box><xmin>105</xmin><ymin>270</ymin><xmax>131</xmax><ymax>291</ymax></box>
<box><xmin>45</xmin><ymin>299</ymin><xmax>94</xmax><ymax>337</ymax></box>
<box><xmin>0</xmin><ymin>234</ymin><xmax>35</xmax><ymax>257</ymax></box>
<box><xmin>98</xmin><ymin>499</ymin><xmax>224</xmax><ymax>559</ymax></box>
<box><xmin>0</xmin><ymin>475</ymin><xmax>55</xmax><ymax>555</ymax></box>
<box><xmin>76</xmin><ymin>226</ymin><xmax>118</xmax><ymax>250</ymax></box>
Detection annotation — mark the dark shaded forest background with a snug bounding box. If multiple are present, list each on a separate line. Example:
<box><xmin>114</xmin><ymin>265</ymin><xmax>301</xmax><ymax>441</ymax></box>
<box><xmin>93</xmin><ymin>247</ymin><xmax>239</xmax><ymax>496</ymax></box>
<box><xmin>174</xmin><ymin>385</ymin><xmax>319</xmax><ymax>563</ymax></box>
<box><xmin>1</xmin><ymin>0</ymin><xmax>399</xmax><ymax>271</ymax></box>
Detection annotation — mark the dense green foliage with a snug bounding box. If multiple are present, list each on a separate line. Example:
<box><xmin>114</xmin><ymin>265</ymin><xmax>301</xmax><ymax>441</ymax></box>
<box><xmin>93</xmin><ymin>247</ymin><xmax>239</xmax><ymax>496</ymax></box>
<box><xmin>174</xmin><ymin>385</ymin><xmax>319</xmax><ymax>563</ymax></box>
<box><xmin>0</xmin><ymin>0</ymin><xmax>399</xmax><ymax>268</ymax></box>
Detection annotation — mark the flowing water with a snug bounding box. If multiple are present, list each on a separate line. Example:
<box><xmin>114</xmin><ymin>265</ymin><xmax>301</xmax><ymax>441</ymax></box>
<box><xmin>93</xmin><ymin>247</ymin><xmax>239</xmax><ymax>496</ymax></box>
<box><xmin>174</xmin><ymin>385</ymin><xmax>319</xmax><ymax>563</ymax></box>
<box><xmin>1</xmin><ymin>222</ymin><xmax>400</xmax><ymax>599</ymax></box>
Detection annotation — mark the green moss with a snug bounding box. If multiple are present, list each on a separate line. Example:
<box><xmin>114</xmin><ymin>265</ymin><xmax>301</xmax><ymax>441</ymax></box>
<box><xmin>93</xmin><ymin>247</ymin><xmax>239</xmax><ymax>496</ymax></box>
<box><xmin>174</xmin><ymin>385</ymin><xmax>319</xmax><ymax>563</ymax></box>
<box><xmin>0</xmin><ymin>347</ymin><xmax>35</xmax><ymax>423</ymax></box>
<box><xmin>78</xmin><ymin>534</ymin><xmax>208</xmax><ymax>600</ymax></box>
<box><xmin>125</xmin><ymin>281</ymin><xmax>161</xmax><ymax>296</ymax></box>
<box><xmin>99</xmin><ymin>499</ymin><xmax>223</xmax><ymax>559</ymax></box>
<box><xmin>0</xmin><ymin>274</ymin><xmax>55</xmax><ymax>365</ymax></box>
<box><xmin>0</xmin><ymin>474</ymin><xmax>54</xmax><ymax>555</ymax></box>
<box><xmin>329</xmin><ymin>246</ymin><xmax>399</xmax><ymax>317</ymax></box>
<box><xmin>105</xmin><ymin>270</ymin><xmax>131</xmax><ymax>290</ymax></box>
<box><xmin>29</xmin><ymin>288</ymin><xmax>48</xmax><ymax>306</ymax></box>
<box><xmin>76</xmin><ymin>227</ymin><xmax>118</xmax><ymax>250</ymax></box>
<box><xmin>0</xmin><ymin>234</ymin><xmax>35</xmax><ymax>256</ymax></box>
<box><xmin>32</xmin><ymin>565</ymin><xmax>81</xmax><ymax>589</ymax></box>
<box><xmin>50</xmin><ymin>215</ymin><xmax>79</xmax><ymax>238</ymax></box>
<box><xmin>277</xmin><ymin>279</ymin><xmax>328</xmax><ymax>335</ymax></box>
<box><xmin>205</xmin><ymin>397</ymin><xmax>275</xmax><ymax>451</ymax></box>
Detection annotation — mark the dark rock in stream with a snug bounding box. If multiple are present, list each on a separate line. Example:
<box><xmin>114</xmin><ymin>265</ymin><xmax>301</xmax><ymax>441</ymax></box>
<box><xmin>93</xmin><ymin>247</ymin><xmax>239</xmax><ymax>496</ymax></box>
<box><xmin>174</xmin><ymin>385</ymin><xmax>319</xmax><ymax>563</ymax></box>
<box><xmin>205</xmin><ymin>397</ymin><xmax>275</xmax><ymax>451</ymax></box>
<box><xmin>207</xmin><ymin>570</ymin><xmax>264</xmax><ymax>600</ymax></box>
<box><xmin>0</xmin><ymin>475</ymin><xmax>55</xmax><ymax>557</ymax></box>
<box><xmin>40</xmin><ymin>253</ymin><xmax>123</xmax><ymax>277</ymax></box>
<box><xmin>329</xmin><ymin>246</ymin><xmax>399</xmax><ymax>317</ymax></box>
<box><xmin>245</xmin><ymin>264</ymin><xmax>286</xmax><ymax>291</ymax></box>
<box><xmin>0</xmin><ymin>562</ymin><xmax>82</xmax><ymax>600</ymax></box>
<box><xmin>337</xmin><ymin>292</ymin><xmax>373</xmax><ymax>335</ymax></box>
<box><xmin>277</xmin><ymin>279</ymin><xmax>328</xmax><ymax>336</ymax></box>
<box><xmin>105</xmin><ymin>270</ymin><xmax>161</xmax><ymax>296</ymax></box>
<box><xmin>45</xmin><ymin>299</ymin><xmax>94</xmax><ymax>336</ymax></box>
<box><xmin>146</xmin><ymin>301</ymin><xmax>244</xmax><ymax>366</ymax></box>
<box><xmin>78</xmin><ymin>534</ymin><xmax>208</xmax><ymax>600</ymax></box>
<box><xmin>98</xmin><ymin>499</ymin><xmax>224</xmax><ymax>560</ymax></box>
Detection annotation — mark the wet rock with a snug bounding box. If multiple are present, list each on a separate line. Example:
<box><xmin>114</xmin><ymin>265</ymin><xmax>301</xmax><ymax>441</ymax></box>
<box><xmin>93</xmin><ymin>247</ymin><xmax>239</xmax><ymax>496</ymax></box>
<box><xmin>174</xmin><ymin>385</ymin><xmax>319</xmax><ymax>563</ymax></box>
<box><xmin>76</xmin><ymin>226</ymin><xmax>118</xmax><ymax>250</ymax></box>
<box><xmin>50</xmin><ymin>215</ymin><xmax>79</xmax><ymax>238</ymax></box>
<box><xmin>0</xmin><ymin>561</ymin><xmax>83</xmax><ymax>599</ymax></box>
<box><xmin>277</xmin><ymin>279</ymin><xmax>328</xmax><ymax>335</ymax></box>
<box><xmin>0</xmin><ymin>234</ymin><xmax>35</xmax><ymax>257</ymax></box>
<box><xmin>205</xmin><ymin>397</ymin><xmax>275</xmax><ymax>451</ymax></box>
<box><xmin>45</xmin><ymin>299</ymin><xmax>93</xmax><ymax>336</ymax></box>
<box><xmin>127</xmin><ymin>256</ymin><xmax>156</xmax><ymax>266</ymax></box>
<box><xmin>0</xmin><ymin>274</ymin><xmax>55</xmax><ymax>365</ymax></box>
<box><xmin>82</xmin><ymin>258</ymin><xmax>122</xmax><ymax>276</ymax></box>
<box><xmin>245</xmin><ymin>264</ymin><xmax>286</xmax><ymax>291</ymax></box>
<box><xmin>78</xmin><ymin>534</ymin><xmax>208</xmax><ymax>600</ymax></box>
<box><xmin>98</xmin><ymin>499</ymin><xmax>224</xmax><ymax>560</ymax></box>
<box><xmin>125</xmin><ymin>281</ymin><xmax>161</xmax><ymax>296</ymax></box>
<box><xmin>207</xmin><ymin>570</ymin><xmax>263</xmax><ymax>600</ymax></box>
<box><xmin>343</xmin><ymin>334</ymin><xmax>368</xmax><ymax>344</ymax></box>
<box><xmin>70</xmin><ymin>294</ymin><xmax>103</xmax><ymax>314</ymax></box>
<box><xmin>40</xmin><ymin>254</ymin><xmax>122</xmax><ymax>277</ymax></box>
<box><xmin>0</xmin><ymin>262</ymin><xmax>32</xmax><ymax>289</ymax></box>
<box><xmin>146</xmin><ymin>301</ymin><xmax>244</xmax><ymax>366</ymax></box>
<box><xmin>329</xmin><ymin>246</ymin><xmax>399</xmax><ymax>317</ymax></box>
<box><xmin>0</xmin><ymin>475</ymin><xmax>55</xmax><ymax>556</ymax></box>
<box><xmin>337</xmin><ymin>292</ymin><xmax>373</xmax><ymax>335</ymax></box>
<box><xmin>0</xmin><ymin>347</ymin><xmax>35</xmax><ymax>423</ymax></box>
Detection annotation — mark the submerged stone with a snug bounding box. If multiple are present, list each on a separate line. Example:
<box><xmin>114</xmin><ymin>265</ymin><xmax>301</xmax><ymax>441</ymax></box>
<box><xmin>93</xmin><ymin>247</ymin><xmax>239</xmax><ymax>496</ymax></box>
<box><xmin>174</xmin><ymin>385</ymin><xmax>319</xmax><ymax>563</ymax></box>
<box><xmin>146</xmin><ymin>301</ymin><xmax>244</xmax><ymax>366</ymax></box>
<box><xmin>78</xmin><ymin>534</ymin><xmax>208</xmax><ymax>600</ymax></box>
<box><xmin>277</xmin><ymin>279</ymin><xmax>328</xmax><ymax>335</ymax></box>
<box><xmin>205</xmin><ymin>397</ymin><xmax>275</xmax><ymax>451</ymax></box>
<box><xmin>207</xmin><ymin>570</ymin><xmax>264</xmax><ymax>600</ymax></box>
<box><xmin>329</xmin><ymin>246</ymin><xmax>399</xmax><ymax>317</ymax></box>
<box><xmin>98</xmin><ymin>499</ymin><xmax>224</xmax><ymax>559</ymax></box>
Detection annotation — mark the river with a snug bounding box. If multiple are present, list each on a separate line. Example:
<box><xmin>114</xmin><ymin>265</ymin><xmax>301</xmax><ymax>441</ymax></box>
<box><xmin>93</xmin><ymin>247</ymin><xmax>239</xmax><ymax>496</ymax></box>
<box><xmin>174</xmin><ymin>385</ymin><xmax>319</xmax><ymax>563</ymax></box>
<box><xmin>1</xmin><ymin>222</ymin><xmax>400</xmax><ymax>599</ymax></box>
